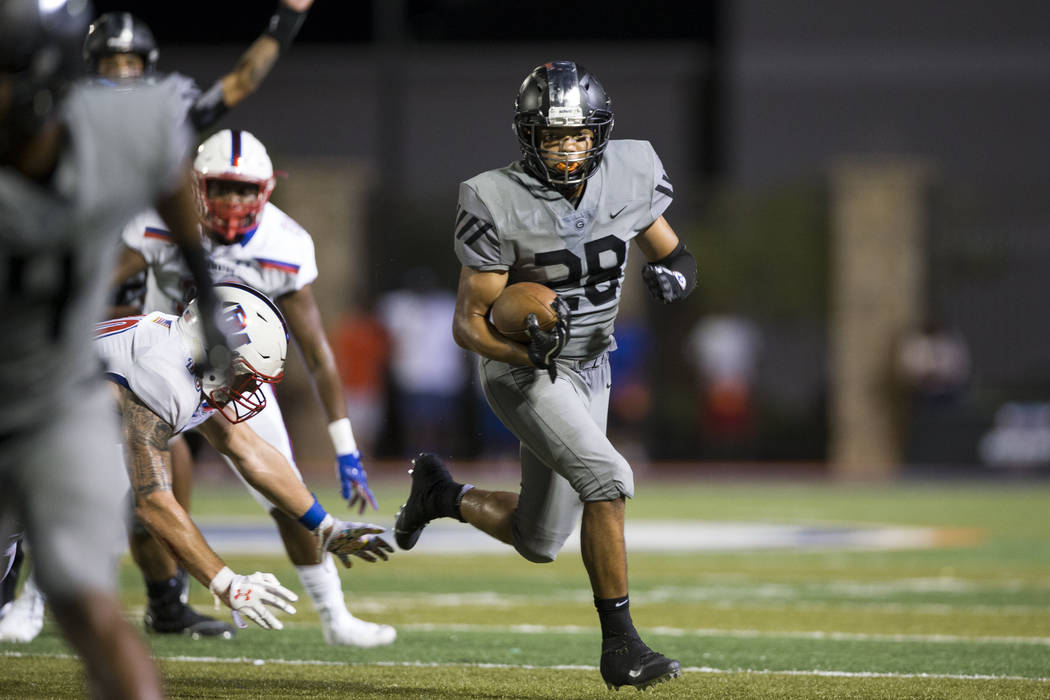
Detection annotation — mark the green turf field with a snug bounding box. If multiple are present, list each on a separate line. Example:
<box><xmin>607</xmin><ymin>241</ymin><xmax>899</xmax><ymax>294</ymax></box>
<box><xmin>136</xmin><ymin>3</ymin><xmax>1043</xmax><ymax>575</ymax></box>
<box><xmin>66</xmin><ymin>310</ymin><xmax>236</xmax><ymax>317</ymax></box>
<box><xmin>3</xmin><ymin>476</ymin><xmax>1049</xmax><ymax>698</ymax></box>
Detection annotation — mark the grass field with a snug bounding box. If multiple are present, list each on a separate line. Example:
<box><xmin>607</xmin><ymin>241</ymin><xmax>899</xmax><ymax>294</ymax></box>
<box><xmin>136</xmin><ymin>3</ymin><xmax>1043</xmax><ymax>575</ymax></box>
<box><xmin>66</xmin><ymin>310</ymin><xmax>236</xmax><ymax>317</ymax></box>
<box><xmin>2</xmin><ymin>473</ymin><xmax>1049</xmax><ymax>699</ymax></box>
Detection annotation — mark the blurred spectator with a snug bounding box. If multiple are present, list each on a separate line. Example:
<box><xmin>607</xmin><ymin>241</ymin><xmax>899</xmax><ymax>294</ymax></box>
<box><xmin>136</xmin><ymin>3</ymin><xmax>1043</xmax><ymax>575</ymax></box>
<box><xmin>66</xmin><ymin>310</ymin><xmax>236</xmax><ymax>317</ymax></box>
<box><xmin>687</xmin><ymin>314</ymin><xmax>762</xmax><ymax>456</ymax></box>
<box><xmin>979</xmin><ymin>403</ymin><xmax>1050</xmax><ymax>470</ymax></box>
<box><xmin>377</xmin><ymin>269</ymin><xmax>470</xmax><ymax>457</ymax></box>
<box><xmin>330</xmin><ymin>302</ymin><xmax>391</xmax><ymax>457</ymax></box>
<box><xmin>896</xmin><ymin>318</ymin><xmax>973</xmax><ymax>464</ymax></box>
<box><xmin>896</xmin><ymin>318</ymin><xmax>971</xmax><ymax>402</ymax></box>
<box><xmin>608</xmin><ymin>318</ymin><xmax>654</xmax><ymax>464</ymax></box>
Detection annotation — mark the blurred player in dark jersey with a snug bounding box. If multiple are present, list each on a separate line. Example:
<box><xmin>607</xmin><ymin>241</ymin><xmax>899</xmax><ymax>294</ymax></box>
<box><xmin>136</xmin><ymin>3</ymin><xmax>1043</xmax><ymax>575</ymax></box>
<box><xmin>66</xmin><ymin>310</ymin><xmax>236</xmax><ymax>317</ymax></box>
<box><xmin>0</xmin><ymin>0</ymin><xmax>319</xmax><ymax>642</ymax></box>
<box><xmin>0</xmin><ymin>0</ymin><xmax>228</xmax><ymax>693</ymax></box>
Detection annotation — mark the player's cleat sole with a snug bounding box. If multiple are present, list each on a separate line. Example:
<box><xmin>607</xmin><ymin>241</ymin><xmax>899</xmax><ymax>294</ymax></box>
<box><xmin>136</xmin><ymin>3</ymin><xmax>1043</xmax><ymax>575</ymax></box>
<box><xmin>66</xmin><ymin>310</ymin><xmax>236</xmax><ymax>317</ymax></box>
<box><xmin>600</xmin><ymin>633</ymin><xmax>683</xmax><ymax>691</ymax></box>
<box><xmin>394</xmin><ymin>453</ymin><xmax>454</xmax><ymax>550</ymax></box>
<box><xmin>144</xmin><ymin>604</ymin><xmax>236</xmax><ymax>640</ymax></box>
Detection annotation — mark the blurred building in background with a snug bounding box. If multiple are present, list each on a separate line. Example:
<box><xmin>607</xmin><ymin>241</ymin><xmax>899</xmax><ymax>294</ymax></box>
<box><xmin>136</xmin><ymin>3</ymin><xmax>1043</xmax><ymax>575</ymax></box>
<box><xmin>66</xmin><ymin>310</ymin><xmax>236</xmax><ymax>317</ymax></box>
<box><xmin>107</xmin><ymin>0</ymin><xmax>1050</xmax><ymax>477</ymax></box>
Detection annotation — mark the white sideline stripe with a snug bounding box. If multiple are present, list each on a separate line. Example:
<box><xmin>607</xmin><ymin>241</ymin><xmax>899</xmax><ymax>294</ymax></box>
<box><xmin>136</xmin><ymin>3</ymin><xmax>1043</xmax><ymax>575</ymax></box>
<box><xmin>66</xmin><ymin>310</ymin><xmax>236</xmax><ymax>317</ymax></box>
<box><xmin>398</xmin><ymin>622</ymin><xmax>1050</xmax><ymax>646</ymax></box>
<box><xmin>198</xmin><ymin>519</ymin><xmax>955</xmax><ymax>555</ymax></box>
<box><xmin>352</xmin><ymin>588</ymin><xmax>1050</xmax><ymax>615</ymax></box>
<box><xmin>4</xmin><ymin>651</ymin><xmax>1048</xmax><ymax>683</ymax></box>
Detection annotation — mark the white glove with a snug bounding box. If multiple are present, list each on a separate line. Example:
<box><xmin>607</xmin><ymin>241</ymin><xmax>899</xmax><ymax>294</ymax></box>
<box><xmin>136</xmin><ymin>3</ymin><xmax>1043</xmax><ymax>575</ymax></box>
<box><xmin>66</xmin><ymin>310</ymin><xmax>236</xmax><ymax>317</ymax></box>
<box><xmin>209</xmin><ymin>567</ymin><xmax>298</xmax><ymax>630</ymax></box>
<box><xmin>316</xmin><ymin>514</ymin><xmax>393</xmax><ymax>568</ymax></box>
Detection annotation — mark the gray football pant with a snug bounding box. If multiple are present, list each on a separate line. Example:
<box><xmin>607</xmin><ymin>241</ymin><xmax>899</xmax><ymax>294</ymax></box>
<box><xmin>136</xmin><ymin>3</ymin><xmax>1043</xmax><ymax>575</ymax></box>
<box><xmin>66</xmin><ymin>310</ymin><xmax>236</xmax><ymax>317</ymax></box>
<box><xmin>479</xmin><ymin>353</ymin><xmax>634</xmax><ymax>563</ymax></box>
<box><xmin>0</xmin><ymin>383</ymin><xmax>127</xmax><ymax>599</ymax></box>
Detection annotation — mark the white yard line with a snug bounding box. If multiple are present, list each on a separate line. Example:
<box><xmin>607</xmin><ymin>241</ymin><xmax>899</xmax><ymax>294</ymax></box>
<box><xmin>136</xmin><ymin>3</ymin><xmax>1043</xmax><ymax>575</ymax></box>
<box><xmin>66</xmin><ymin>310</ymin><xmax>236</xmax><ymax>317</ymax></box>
<box><xmin>347</xmin><ymin>588</ymin><xmax>1050</xmax><ymax>616</ymax></box>
<box><xmin>396</xmin><ymin>622</ymin><xmax>1050</xmax><ymax>646</ymax></box>
<box><xmin>4</xmin><ymin>650</ymin><xmax>1048</xmax><ymax>683</ymax></box>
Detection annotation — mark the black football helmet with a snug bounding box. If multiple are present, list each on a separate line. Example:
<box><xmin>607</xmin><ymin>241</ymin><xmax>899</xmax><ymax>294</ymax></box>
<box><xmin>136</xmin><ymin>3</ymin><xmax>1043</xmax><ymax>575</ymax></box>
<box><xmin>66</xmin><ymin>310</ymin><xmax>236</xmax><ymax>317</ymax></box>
<box><xmin>83</xmin><ymin>11</ymin><xmax>158</xmax><ymax>75</ymax></box>
<box><xmin>513</xmin><ymin>61</ymin><xmax>614</xmax><ymax>187</ymax></box>
<box><xmin>0</xmin><ymin>0</ymin><xmax>93</xmax><ymax>160</ymax></box>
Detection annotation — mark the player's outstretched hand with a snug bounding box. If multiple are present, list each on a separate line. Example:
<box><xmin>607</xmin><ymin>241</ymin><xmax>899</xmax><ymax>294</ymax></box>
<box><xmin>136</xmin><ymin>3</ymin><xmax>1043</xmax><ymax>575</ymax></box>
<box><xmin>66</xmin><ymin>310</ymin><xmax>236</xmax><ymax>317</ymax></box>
<box><xmin>336</xmin><ymin>451</ymin><xmax>378</xmax><ymax>513</ymax></box>
<box><xmin>321</xmin><ymin>518</ymin><xmax>393</xmax><ymax>568</ymax></box>
<box><xmin>209</xmin><ymin>567</ymin><xmax>298</xmax><ymax>630</ymax></box>
<box><xmin>525</xmin><ymin>295</ymin><xmax>571</xmax><ymax>382</ymax></box>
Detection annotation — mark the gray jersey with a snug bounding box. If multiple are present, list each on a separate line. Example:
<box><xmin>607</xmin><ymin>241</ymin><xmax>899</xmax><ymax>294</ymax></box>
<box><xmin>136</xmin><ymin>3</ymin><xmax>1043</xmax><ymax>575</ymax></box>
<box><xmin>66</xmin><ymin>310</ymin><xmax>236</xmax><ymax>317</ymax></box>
<box><xmin>454</xmin><ymin>139</ymin><xmax>673</xmax><ymax>359</ymax></box>
<box><xmin>0</xmin><ymin>79</ymin><xmax>193</xmax><ymax>435</ymax></box>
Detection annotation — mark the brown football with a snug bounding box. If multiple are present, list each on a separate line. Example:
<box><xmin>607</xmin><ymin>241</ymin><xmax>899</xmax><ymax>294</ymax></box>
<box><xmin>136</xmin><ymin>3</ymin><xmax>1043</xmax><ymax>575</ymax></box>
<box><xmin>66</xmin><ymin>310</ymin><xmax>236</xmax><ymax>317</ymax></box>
<box><xmin>491</xmin><ymin>282</ymin><xmax>558</xmax><ymax>343</ymax></box>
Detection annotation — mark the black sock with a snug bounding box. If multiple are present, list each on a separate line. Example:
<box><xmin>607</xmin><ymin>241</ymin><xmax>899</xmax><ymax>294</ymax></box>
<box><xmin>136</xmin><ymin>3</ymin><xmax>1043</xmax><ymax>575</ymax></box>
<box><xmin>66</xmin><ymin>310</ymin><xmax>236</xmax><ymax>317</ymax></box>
<box><xmin>430</xmin><ymin>479</ymin><xmax>468</xmax><ymax>523</ymax></box>
<box><xmin>145</xmin><ymin>575</ymin><xmax>184</xmax><ymax>614</ymax></box>
<box><xmin>595</xmin><ymin>595</ymin><xmax>636</xmax><ymax>639</ymax></box>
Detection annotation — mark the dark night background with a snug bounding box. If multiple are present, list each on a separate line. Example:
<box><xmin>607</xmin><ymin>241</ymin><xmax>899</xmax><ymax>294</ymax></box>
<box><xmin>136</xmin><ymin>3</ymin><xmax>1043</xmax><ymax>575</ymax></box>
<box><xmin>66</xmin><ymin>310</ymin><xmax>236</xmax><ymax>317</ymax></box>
<box><xmin>80</xmin><ymin>1</ymin><xmax>1050</xmax><ymax>471</ymax></box>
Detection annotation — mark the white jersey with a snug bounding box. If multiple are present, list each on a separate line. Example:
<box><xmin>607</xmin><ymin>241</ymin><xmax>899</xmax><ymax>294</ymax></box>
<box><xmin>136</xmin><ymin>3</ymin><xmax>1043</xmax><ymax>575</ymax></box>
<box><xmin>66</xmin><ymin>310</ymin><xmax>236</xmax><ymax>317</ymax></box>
<box><xmin>121</xmin><ymin>202</ymin><xmax>318</xmax><ymax>314</ymax></box>
<box><xmin>0</xmin><ymin>80</ymin><xmax>193</xmax><ymax>435</ymax></box>
<box><xmin>94</xmin><ymin>313</ymin><xmax>214</xmax><ymax>434</ymax></box>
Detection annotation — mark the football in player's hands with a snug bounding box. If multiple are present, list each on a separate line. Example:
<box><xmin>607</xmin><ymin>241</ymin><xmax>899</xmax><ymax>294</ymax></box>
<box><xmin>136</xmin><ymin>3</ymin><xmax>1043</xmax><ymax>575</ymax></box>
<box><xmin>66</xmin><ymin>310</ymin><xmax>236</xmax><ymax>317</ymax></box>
<box><xmin>491</xmin><ymin>282</ymin><xmax>559</xmax><ymax>343</ymax></box>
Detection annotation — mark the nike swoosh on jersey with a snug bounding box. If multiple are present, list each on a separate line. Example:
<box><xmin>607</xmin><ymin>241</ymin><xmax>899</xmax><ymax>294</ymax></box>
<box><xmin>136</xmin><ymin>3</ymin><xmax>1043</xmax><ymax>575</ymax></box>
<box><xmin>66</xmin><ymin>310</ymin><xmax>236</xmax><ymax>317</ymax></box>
<box><xmin>610</xmin><ymin>205</ymin><xmax>628</xmax><ymax>219</ymax></box>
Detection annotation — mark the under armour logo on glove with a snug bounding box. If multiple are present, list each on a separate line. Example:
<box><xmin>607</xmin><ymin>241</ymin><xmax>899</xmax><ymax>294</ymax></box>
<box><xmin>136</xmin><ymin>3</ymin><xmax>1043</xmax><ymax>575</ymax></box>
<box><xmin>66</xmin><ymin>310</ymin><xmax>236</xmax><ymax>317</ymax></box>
<box><xmin>209</xmin><ymin>567</ymin><xmax>298</xmax><ymax>631</ymax></box>
<box><xmin>642</xmin><ymin>263</ymin><xmax>688</xmax><ymax>304</ymax></box>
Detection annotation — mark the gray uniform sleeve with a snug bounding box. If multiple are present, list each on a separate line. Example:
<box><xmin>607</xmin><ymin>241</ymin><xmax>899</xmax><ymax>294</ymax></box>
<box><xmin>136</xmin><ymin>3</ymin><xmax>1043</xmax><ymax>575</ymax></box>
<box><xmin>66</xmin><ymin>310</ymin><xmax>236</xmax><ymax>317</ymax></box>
<box><xmin>152</xmin><ymin>77</ymin><xmax>197</xmax><ymax>197</ymax></box>
<box><xmin>649</xmin><ymin>144</ymin><xmax>674</xmax><ymax>225</ymax></box>
<box><xmin>453</xmin><ymin>182</ymin><xmax>506</xmax><ymax>271</ymax></box>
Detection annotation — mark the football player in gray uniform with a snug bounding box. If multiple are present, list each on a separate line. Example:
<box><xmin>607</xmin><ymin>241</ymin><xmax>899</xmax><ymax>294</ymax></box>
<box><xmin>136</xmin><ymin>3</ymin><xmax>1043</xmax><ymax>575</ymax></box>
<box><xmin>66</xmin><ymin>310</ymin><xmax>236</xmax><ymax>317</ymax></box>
<box><xmin>25</xmin><ymin>0</ymin><xmax>320</xmax><ymax>641</ymax></box>
<box><xmin>394</xmin><ymin>61</ymin><xmax>695</xmax><ymax>691</ymax></box>
<box><xmin>0</xmin><ymin>0</ymin><xmax>227</xmax><ymax>695</ymax></box>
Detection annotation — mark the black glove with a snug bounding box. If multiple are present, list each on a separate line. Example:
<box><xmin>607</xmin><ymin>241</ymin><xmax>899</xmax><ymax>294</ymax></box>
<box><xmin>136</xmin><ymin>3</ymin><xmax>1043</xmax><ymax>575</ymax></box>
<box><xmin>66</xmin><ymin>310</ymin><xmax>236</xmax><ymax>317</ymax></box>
<box><xmin>642</xmin><ymin>263</ymin><xmax>690</xmax><ymax>303</ymax></box>
<box><xmin>525</xmin><ymin>296</ymin><xmax>570</xmax><ymax>383</ymax></box>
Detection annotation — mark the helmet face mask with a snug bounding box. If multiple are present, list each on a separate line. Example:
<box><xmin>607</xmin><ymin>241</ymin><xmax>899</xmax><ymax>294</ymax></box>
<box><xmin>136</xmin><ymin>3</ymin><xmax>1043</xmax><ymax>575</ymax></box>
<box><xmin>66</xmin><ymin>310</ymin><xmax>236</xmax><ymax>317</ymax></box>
<box><xmin>514</xmin><ymin>60</ymin><xmax>614</xmax><ymax>187</ymax></box>
<box><xmin>176</xmin><ymin>282</ymin><xmax>288</xmax><ymax>424</ymax></box>
<box><xmin>206</xmin><ymin>360</ymin><xmax>272</xmax><ymax>424</ymax></box>
<box><xmin>193</xmin><ymin>130</ymin><xmax>276</xmax><ymax>244</ymax></box>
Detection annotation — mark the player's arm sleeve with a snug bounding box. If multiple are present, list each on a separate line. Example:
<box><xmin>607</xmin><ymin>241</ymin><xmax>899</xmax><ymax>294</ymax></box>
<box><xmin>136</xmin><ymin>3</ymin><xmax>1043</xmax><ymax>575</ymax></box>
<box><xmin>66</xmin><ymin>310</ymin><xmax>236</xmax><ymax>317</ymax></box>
<box><xmin>152</xmin><ymin>87</ymin><xmax>196</xmax><ymax>198</ymax></box>
<box><xmin>120</xmin><ymin>210</ymin><xmax>169</xmax><ymax>262</ymax></box>
<box><xmin>128</xmin><ymin>347</ymin><xmax>194</xmax><ymax>432</ymax></box>
<box><xmin>189</xmin><ymin>1</ymin><xmax>311</xmax><ymax>130</ymax></box>
<box><xmin>453</xmin><ymin>183</ymin><xmax>506</xmax><ymax>271</ymax></box>
<box><xmin>292</xmin><ymin>226</ymin><xmax>319</xmax><ymax>291</ymax></box>
<box><xmin>648</xmin><ymin>144</ymin><xmax>674</xmax><ymax>224</ymax></box>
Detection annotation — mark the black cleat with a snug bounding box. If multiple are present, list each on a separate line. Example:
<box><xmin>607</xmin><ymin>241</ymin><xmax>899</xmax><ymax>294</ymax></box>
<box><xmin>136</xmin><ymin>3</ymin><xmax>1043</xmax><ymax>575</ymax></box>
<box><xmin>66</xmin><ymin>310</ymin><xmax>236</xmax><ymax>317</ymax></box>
<box><xmin>144</xmin><ymin>603</ymin><xmax>236</xmax><ymax>640</ymax></box>
<box><xmin>600</xmin><ymin>633</ymin><xmax>682</xmax><ymax>691</ymax></box>
<box><xmin>394</xmin><ymin>453</ymin><xmax>455</xmax><ymax>550</ymax></box>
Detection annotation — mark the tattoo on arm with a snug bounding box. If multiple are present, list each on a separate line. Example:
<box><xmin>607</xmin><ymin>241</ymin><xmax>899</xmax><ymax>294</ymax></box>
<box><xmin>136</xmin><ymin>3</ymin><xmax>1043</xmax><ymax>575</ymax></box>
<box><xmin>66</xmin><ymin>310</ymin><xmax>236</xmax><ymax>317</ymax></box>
<box><xmin>120</xmin><ymin>389</ymin><xmax>175</xmax><ymax>499</ymax></box>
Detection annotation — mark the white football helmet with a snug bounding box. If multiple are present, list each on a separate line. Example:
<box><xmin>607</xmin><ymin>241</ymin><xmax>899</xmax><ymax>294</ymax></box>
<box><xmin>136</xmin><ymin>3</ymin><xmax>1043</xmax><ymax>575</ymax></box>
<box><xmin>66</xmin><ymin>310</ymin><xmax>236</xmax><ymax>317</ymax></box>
<box><xmin>176</xmin><ymin>282</ymin><xmax>288</xmax><ymax>423</ymax></box>
<box><xmin>193</xmin><ymin>129</ymin><xmax>276</xmax><ymax>244</ymax></box>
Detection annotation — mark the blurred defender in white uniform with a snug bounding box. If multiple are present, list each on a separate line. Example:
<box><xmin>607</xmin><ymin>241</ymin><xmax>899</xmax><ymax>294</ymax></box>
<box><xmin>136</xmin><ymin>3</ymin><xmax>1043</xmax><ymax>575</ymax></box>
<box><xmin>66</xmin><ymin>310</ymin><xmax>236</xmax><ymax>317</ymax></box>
<box><xmin>97</xmin><ymin>283</ymin><xmax>391</xmax><ymax>632</ymax></box>
<box><xmin>112</xmin><ymin>129</ymin><xmax>395</xmax><ymax>647</ymax></box>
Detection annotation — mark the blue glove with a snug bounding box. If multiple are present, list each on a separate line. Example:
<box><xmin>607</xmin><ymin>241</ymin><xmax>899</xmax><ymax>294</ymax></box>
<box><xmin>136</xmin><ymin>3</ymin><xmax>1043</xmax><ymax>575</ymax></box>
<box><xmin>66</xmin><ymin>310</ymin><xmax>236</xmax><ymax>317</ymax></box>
<box><xmin>337</xmin><ymin>451</ymin><xmax>378</xmax><ymax>514</ymax></box>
